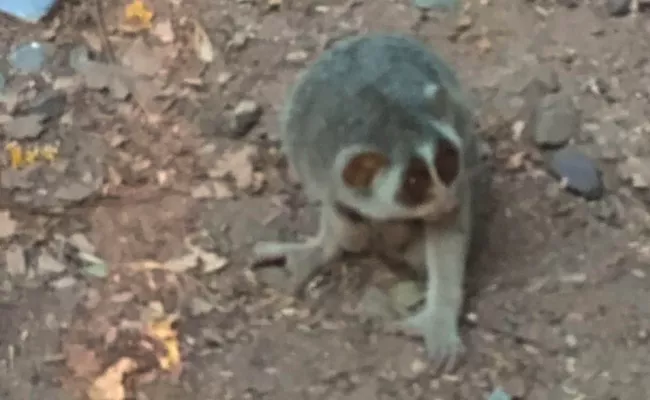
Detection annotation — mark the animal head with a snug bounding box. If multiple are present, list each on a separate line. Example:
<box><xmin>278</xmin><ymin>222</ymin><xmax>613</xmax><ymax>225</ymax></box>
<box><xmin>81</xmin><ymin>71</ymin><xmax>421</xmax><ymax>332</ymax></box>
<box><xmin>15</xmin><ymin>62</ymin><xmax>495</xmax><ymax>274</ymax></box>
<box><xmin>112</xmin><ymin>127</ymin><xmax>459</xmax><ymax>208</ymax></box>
<box><xmin>331</xmin><ymin>82</ymin><xmax>468</xmax><ymax>222</ymax></box>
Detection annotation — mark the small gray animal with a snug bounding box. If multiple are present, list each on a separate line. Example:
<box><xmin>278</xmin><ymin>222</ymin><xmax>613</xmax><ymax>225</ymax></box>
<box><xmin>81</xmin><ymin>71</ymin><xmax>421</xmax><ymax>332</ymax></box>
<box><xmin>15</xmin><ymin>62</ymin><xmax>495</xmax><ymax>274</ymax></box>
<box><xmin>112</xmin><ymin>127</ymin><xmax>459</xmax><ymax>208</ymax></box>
<box><xmin>253</xmin><ymin>33</ymin><xmax>482</xmax><ymax>371</ymax></box>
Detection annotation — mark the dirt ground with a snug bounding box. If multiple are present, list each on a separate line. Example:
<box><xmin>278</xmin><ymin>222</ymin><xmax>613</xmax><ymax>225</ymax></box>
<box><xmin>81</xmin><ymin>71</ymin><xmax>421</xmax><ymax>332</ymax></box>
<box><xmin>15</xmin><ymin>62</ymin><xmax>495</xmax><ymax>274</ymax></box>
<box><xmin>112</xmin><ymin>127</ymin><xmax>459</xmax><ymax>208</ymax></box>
<box><xmin>1</xmin><ymin>0</ymin><xmax>650</xmax><ymax>399</ymax></box>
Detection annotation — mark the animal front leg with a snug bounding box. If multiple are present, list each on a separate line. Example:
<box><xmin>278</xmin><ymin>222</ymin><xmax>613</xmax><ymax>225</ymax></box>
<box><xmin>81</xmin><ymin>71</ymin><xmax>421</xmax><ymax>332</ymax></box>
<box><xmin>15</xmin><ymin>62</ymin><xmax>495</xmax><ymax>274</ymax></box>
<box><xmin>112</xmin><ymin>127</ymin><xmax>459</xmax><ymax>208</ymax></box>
<box><xmin>388</xmin><ymin>200</ymin><xmax>471</xmax><ymax>372</ymax></box>
<box><xmin>253</xmin><ymin>204</ymin><xmax>369</xmax><ymax>296</ymax></box>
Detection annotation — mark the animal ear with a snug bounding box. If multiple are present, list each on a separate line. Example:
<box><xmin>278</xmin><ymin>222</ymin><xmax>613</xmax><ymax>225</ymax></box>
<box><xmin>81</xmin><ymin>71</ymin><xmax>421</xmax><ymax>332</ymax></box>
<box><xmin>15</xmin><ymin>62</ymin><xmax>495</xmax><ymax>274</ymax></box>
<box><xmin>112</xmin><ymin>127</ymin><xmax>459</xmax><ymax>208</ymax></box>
<box><xmin>341</xmin><ymin>151</ymin><xmax>389</xmax><ymax>189</ymax></box>
<box><xmin>434</xmin><ymin>138</ymin><xmax>460</xmax><ymax>186</ymax></box>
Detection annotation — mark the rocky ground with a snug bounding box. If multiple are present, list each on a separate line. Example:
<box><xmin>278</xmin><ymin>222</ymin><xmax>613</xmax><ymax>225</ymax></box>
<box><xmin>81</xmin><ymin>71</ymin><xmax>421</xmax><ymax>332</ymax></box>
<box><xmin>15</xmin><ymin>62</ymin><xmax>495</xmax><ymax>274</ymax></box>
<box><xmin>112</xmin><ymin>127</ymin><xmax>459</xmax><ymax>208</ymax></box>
<box><xmin>1</xmin><ymin>0</ymin><xmax>650</xmax><ymax>399</ymax></box>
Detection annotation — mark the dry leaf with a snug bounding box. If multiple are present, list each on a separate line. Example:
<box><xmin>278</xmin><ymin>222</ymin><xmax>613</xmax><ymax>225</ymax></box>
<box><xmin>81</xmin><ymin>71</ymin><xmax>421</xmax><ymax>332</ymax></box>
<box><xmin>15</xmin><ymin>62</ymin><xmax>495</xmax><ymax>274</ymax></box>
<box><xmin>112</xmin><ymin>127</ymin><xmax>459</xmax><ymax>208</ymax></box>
<box><xmin>127</xmin><ymin>260</ymin><xmax>164</xmax><ymax>270</ymax></box>
<box><xmin>81</xmin><ymin>30</ymin><xmax>103</xmax><ymax>53</ymax></box>
<box><xmin>210</xmin><ymin>145</ymin><xmax>258</xmax><ymax>190</ymax></box>
<box><xmin>191</xmin><ymin>19</ymin><xmax>214</xmax><ymax>63</ymax></box>
<box><xmin>87</xmin><ymin>357</ymin><xmax>138</xmax><ymax>400</ymax></box>
<box><xmin>153</xmin><ymin>19</ymin><xmax>175</xmax><ymax>43</ymax></box>
<box><xmin>146</xmin><ymin>316</ymin><xmax>181</xmax><ymax>371</ymax></box>
<box><xmin>0</xmin><ymin>210</ymin><xmax>17</xmax><ymax>239</ymax></box>
<box><xmin>163</xmin><ymin>253</ymin><xmax>200</xmax><ymax>272</ymax></box>
<box><xmin>198</xmin><ymin>250</ymin><xmax>229</xmax><ymax>274</ymax></box>
<box><xmin>124</xmin><ymin>0</ymin><xmax>154</xmax><ymax>30</ymax></box>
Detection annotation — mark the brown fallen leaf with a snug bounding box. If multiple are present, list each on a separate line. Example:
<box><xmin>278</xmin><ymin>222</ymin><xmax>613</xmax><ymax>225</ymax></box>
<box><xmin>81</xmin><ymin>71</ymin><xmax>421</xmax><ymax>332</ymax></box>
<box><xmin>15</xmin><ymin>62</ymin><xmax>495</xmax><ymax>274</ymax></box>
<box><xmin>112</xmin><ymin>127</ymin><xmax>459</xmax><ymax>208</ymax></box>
<box><xmin>191</xmin><ymin>19</ymin><xmax>214</xmax><ymax>63</ymax></box>
<box><xmin>87</xmin><ymin>357</ymin><xmax>138</xmax><ymax>400</ymax></box>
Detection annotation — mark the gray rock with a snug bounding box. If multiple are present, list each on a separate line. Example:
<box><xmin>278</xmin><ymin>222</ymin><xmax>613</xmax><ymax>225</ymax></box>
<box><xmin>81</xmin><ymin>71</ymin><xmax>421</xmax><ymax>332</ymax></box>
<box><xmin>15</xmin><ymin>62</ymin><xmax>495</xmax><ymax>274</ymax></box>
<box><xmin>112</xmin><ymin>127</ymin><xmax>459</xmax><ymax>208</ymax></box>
<box><xmin>1</xmin><ymin>168</ymin><xmax>36</xmax><ymax>189</ymax></box>
<box><xmin>606</xmin><ymin>0</ymin><xmax>631</xmax><ymax>16</ymax></box>
<box><xmin>549</xmin><ymin>147</ymin><xmax>604</xmax><ymax>200</ymax></box>
<box><xmin>69</xmin><ymin>44</ymin><xmax>91</xmax><ymax>72</ymax></box>
<box><xmin>9</xmin><ymin>41</ymin><xmax>53</xmax><ymax>74</ymax></box>
<box><xmin>527</xmin><ymin>93</ymin><xmax>580</xmax><ymax>148</ymax></box>
<box><xmin>28</xmin><ymin>90</ymin><xmax>67</xmax><ymax>120</ymax></box>
<box><xmin>228</xmin><ymin>99</ymin><xmax>262</xmax><ymax>137</ymax></box>
<box><xmin>3</xmin><ymin>114</ymin><xmax>46</xmax><ymax>139</ymax></box>
<box><xmin>37</xmin><ymin>251</ymin><xmax>67</xmax><ymax>275</ymax></box>
<box><xmin>54</xmin><ymin>182</ymin><xmax>97</xmax><ymax>202</ymax></box>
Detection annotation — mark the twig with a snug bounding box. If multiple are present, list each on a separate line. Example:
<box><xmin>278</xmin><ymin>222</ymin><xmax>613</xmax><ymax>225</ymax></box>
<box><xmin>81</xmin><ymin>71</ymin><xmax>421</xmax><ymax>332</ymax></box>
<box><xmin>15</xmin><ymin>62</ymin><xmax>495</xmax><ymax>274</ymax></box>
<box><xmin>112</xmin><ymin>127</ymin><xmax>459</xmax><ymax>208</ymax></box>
<box><xmin>91</xmin><ymin>0</ymin><xmax>117</xmax><ymax>63</ymax></box>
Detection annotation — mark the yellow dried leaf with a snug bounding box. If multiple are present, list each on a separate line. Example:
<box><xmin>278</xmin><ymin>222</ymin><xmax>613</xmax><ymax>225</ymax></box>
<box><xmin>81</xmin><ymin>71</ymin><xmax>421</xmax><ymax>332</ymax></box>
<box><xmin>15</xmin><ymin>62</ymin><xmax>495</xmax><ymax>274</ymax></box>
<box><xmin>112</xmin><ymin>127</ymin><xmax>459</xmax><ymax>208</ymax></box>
<box><xmin>24</xmin><ymin>148</ymin><xmax>39</xmax><ymax>165</ymax></box>
<box><xmin>5</xmin><ymin>142</ymin><xmax>23</xmax><ymax>169</ymax></box>
<box><xmin>87</xmin><ymin>357</ymin><xmax>137</xmax><ymax>400</ymax></box>
<box><xmin>125</xmin><ymin>0</ymin><xmax>154</xmax><ymax>29</ymax></box>
<box><xmin>40</xmin><ymin>144</ymin><xmax>59</xmax><ymax>161</ymax></box>
<box><xmin>147</xmin><ymin>316</ymin><xmax>181</xmax><ymax>371</ymax></box>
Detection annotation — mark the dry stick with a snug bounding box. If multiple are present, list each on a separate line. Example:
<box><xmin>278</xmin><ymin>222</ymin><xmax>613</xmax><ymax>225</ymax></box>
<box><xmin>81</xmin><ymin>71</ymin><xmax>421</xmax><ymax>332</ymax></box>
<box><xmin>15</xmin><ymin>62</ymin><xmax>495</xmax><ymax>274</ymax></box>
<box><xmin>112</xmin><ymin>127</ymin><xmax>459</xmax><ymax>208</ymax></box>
<box><xmin>91</xmin><ymin>0</ymin><xmax>117</xmax><ymax>63</ymax></box>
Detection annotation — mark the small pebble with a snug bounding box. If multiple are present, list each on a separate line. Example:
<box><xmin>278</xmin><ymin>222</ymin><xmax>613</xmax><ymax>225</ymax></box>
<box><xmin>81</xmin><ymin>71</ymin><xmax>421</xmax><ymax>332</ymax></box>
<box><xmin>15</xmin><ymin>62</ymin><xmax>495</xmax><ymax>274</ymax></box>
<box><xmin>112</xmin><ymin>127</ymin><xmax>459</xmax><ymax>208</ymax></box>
<box><xmin>50</xmin><ymin>276</ymin><xmax>77</xmax><ymax>290</ymax></box>
<box><xmin>528</xmin><ymin>93</ymin><xmax>580</xmax><ymax>148</ymax></box>
<box><xmin>565</xmin><ymin>334</ymin><xmax>578</xmax><ymax>349</ymax></box>
<box><xmin>285</xmin><ymin>50</ymin><xmax>309</xmax><ymax>64</ymax></box>
<box><xmin>606</xmin><ymin>0</ymin><xmax>631</xmax><ymax>16</ymax></box>
<box><xmin>37</xmin><ymin>251</ymin><xmax>67</xmax><ymax>275</ymax></box>
<box><xmin>9</xmin><ymin>41</ymin><xmax>52</xmax><ymax>73</ymax></box>
<box><xmin>229</xmin><ymin>99</ymin><xmax>262</xmax><ymax>137</ymax></box>
<box><xmin>69</xmin><ymin>44</ymin><xmax>91</xmax><ymax>72</ymax></box>
<box><xmin>549</xmin><ymin>147</ymin><xmax>604</xmax><ymax>200</ymax></box>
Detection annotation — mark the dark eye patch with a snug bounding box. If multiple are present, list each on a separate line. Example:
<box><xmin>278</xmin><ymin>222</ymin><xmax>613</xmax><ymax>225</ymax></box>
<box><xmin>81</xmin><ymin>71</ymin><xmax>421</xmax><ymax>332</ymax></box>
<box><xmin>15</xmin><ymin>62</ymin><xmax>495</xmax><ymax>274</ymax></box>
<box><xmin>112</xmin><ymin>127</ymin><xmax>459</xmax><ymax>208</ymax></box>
<box><xmin>435</xmin><ymin>138</ymin><xmax>460</xmax><ymax>186</ymax></box>
<box><xmin>395</xmin><ymin>156</ymin><xmax>433</xmax><ymax>207</ymax></box>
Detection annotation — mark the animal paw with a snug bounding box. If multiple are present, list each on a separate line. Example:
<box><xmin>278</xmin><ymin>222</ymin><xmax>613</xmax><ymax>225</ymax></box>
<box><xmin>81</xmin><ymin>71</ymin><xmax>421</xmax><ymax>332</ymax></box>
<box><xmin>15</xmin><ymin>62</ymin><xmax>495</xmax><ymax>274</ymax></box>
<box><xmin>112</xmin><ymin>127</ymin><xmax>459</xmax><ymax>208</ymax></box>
<box><xmin>252</xmin><ymin>241</ymin><xmax>329</xmax><ymax>296</ymax></box>
<box><xmin>387</xmin><ymin>305</ymin><xmax>464</xmax><ymax>373</ymax></box>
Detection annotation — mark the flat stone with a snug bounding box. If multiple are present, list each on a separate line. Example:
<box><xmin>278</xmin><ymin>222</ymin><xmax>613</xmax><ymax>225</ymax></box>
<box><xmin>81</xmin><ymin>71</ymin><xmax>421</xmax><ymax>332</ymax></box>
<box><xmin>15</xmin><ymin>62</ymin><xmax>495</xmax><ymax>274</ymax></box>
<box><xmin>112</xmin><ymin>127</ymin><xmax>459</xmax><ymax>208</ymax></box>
<box><xmin>28</xmin><ymin>89</ymin><xmax>67</xmax><ymax>120</ymax></box>
<box><xmin>549</xmin><ymin>147</ymin><xmax>604</xmax><ymax>200</ymax></box>
<box><xmin>606</xmin><ymin>0</ymin><xmax>631</xmax><ymax>16</ymax></box>
<box><xmin>3</xmin><ymin>114</ymin><xmax>46</xmax><ymax>139</ymax></box>
<box><xmin>527</xmin><ymin>93</ymin><xmax>580</xmax><ymax>148</ymax></box>
<box><xmin>37</xmin><ymin>251</ymin><xmax>67</xmax><ymax>275</ymax></box>
<box><xmin>228</xmin><ymin>99</ymin><xmax>262</xmax><ymax>137</ymax></box>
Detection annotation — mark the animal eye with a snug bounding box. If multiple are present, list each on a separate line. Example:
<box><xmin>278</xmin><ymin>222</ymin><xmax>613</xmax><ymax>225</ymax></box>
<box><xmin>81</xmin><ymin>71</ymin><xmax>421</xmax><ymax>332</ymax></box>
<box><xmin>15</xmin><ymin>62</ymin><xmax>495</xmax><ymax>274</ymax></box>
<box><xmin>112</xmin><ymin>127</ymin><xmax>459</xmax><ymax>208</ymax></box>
<box><xmin>435</xmin><ymin>139</ymin><xmax>459</xmax><ymax>186</ymax></box>
<box><xmin>396</xmin><ymin>157</ymin><xmax>432</xmax><ymax>207</ymax></box>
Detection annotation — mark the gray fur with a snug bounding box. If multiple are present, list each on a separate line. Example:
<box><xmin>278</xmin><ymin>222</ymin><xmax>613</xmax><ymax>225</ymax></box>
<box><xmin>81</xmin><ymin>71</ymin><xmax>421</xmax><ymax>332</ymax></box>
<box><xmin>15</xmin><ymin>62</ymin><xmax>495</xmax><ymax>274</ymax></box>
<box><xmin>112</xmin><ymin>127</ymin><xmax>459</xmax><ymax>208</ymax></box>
<box><xmin>281</xmin><ymin>33</ymin><xmax>475</xmax><ymax>200</ymax></box>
